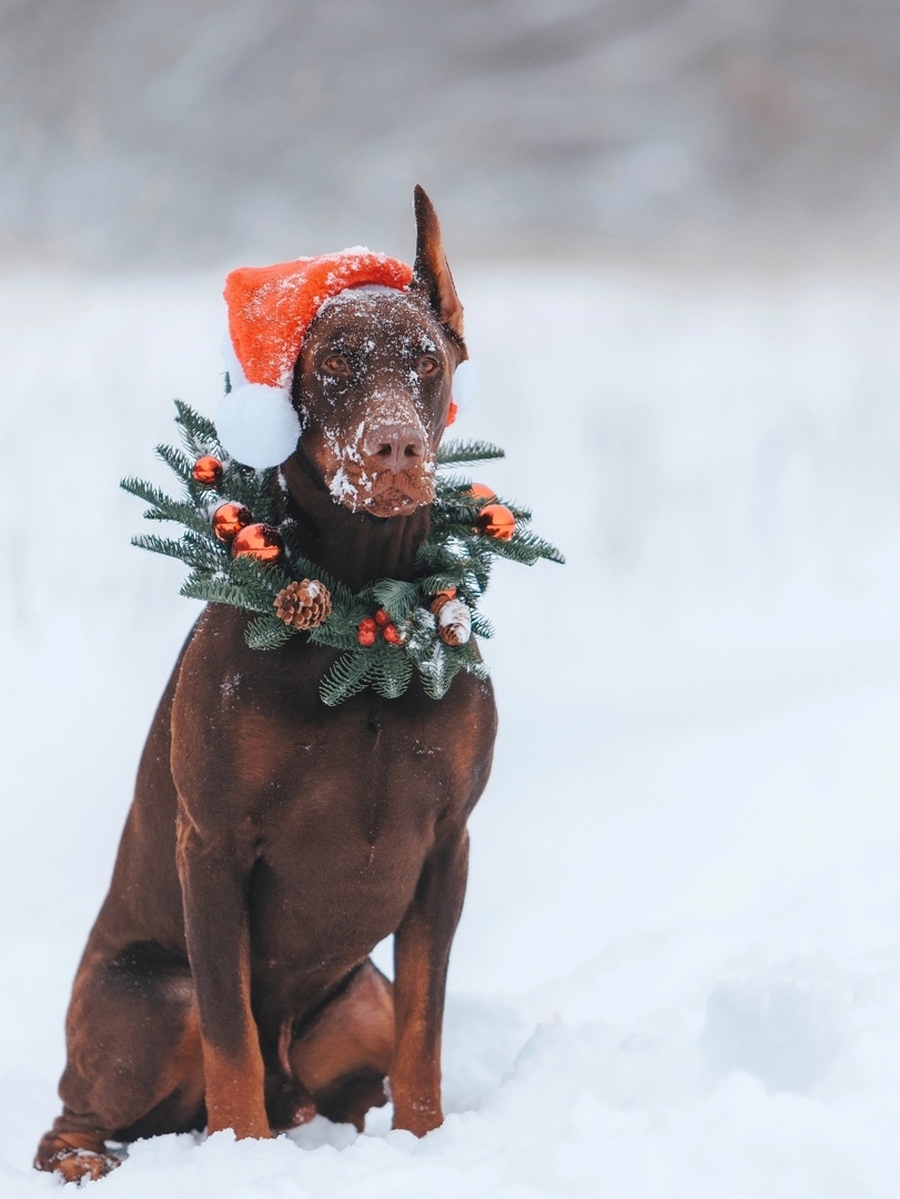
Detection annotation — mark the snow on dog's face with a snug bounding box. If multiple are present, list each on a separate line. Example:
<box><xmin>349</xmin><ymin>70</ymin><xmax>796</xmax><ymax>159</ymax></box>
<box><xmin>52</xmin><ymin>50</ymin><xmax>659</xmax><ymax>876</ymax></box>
<box><xmin>291</xmin><ymin>186</ymin><xmax>466</xmax><ymax>519</ymax></box>
<box><xmin>293</xmin><ymin>286</ymin><xmax>460</xmax><ymax>518</ymax></box>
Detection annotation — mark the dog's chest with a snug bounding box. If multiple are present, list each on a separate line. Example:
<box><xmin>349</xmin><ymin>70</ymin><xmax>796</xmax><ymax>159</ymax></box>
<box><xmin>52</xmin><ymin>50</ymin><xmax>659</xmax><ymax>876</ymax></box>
<box><xmin>173</xmin><ymin>612</ymin><xmax>494</xmax><ymax>970</ymax></box>
<box><xmin>267</xmin><ymin>707</ymin><xmax>449</xmax><ymax>861</ymax></box>
<box><xmin>244</xmin><ymin>695</ymin><xmax>467</xmax><ymax>956</ymax></box>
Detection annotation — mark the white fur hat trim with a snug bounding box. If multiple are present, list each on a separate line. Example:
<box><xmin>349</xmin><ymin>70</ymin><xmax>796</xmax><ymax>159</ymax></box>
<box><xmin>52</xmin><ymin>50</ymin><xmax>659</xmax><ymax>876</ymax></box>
<box><xmin>216</xmin><ymin>383</ymin><xmax>301</xmax><ymax>470</ymax></box>
<box><xmin>452</xmin><ymin>359</ymin><xmax>475</xmax><ymax>412</ymax></box>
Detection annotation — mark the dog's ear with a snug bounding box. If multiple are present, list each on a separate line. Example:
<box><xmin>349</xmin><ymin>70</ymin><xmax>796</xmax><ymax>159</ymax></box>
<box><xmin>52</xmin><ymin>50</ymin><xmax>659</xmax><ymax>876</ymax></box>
<box><xmin>411</xmin><ymin>185</ymin><xmax>465</xmax><ymax>343</ymax></box>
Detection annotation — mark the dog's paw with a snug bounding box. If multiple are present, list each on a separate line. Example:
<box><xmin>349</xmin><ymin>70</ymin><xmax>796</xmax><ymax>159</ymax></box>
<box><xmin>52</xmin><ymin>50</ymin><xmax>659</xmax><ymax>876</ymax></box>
<box><xmin>51</xmin><ymin>1149</ymin><xmax>120</xmax><ymax>1185</ymax></box>
<box><xmin>287</xmin><ymin>1100</ymin><xmax>318</xmax><ymax>1128</ymax></box>
<box><xmin>35</xmin><ymin>1132</ymin><xmax>121</xmax><ymax>1184</ymax></box>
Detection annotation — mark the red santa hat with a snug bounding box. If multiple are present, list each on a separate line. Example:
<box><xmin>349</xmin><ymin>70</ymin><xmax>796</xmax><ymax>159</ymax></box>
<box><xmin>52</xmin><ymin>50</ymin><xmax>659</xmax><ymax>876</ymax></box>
<box><xmin>218</xmin><ymin>249</ymin><xmax>414</xmax><ymax>468</ymax></box>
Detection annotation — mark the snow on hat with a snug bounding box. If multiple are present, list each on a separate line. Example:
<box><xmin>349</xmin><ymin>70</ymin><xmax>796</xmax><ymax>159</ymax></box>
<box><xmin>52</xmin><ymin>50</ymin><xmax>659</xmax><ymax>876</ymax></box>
<box><xmin>218</xmin><ymin>249</ymin><xmax>414</xmax><ymax>468</ymax></box>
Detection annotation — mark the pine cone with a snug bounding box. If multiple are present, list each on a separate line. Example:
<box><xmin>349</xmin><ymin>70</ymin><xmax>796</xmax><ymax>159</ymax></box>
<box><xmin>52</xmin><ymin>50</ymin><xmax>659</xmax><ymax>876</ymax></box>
<box><xmin>274</xmin><ymin>579</ymin><xmax>333</xmax><ymax>630</ymax></box>
<box><xmin>430</xmin><ymin>594</ymin><xmax>472</xmax><ymax>646</ymax></box>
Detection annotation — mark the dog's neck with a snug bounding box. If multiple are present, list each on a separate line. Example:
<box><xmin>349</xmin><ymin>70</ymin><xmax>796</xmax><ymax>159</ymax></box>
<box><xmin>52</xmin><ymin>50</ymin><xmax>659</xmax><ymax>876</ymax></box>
<box><xmin>278</xmin><ymin>451</ymin><xmax>431</xmax><ymax>591</ymax></box>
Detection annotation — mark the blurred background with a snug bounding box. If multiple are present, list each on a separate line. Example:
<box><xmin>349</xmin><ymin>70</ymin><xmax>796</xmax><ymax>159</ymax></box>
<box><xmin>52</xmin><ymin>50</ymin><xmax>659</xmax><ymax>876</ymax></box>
<box><xmin>5</xmin><ymin>3</ymin><xmax>900</xmax><ymax>1194</ymax></box>
<box><xmin>4</xmin><ymin>0</ymin><xmax>900</xmax><ymax>272</ymax></box>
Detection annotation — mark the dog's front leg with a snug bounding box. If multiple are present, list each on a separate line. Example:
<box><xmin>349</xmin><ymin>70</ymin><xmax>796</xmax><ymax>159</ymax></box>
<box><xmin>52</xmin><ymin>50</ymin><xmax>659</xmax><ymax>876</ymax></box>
<box><xmin>175</xmin><ymin>810</ymin><xmax>270</xmax><ymax>1140</ymax></box>
<box><xmin>391</xmin><ymin>825</ymin><xmax>469</xmax><ymax>1136</ymax></box>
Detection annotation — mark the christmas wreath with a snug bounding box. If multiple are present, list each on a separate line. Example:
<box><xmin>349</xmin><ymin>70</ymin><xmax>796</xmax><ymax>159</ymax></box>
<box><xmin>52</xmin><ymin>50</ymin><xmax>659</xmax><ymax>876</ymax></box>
<box><xmin>123</xmin><ymin>401</ymin><xmax>563</xmax><ymax>706</ymax></box>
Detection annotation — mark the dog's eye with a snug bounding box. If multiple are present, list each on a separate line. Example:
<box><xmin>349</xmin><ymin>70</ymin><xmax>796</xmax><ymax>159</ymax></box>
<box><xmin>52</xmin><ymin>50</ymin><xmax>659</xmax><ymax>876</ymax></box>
<box><xmin>322</xmin><ymin>354</ymin><xmax>350</xmax><ymax>376</ymax></box>
<box><xmin>416</xmin><ymin>355</ymin><xmax>440</xmax><ymax>377</ymax></box>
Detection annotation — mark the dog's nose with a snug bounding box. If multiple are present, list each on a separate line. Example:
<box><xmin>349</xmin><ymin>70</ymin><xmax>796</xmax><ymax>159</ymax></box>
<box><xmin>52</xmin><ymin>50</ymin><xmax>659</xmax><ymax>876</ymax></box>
<box><xmin>362</xmin><ymin>423</ymin><xmax>426</xmax><ymax>472</ymax></box>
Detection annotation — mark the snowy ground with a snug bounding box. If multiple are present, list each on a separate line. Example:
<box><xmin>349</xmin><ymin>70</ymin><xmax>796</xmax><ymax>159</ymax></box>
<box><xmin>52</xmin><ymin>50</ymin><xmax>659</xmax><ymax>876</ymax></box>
<box><xmin>4</xmin><ymin>267</ymin><xmax>900</xmax><ymax>1196</ymax></box>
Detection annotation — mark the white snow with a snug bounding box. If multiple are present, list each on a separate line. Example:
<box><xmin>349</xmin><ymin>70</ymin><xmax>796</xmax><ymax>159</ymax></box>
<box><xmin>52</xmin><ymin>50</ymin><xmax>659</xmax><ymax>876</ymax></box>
<box><xmin>319</xmin><ymin>284</ymin><xmax>402</xmax><ymax>309</ymax></box>
<box><xmin>3</xmin><ymin>267</ymin><xmax>900</xmax><ymax>1196</ymax></box>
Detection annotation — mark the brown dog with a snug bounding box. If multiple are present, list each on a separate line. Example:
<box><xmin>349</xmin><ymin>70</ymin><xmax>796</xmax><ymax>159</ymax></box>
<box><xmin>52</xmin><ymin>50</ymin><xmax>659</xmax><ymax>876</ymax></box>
<box><xmin>36</xmin><ymin>187</ymin><xmax>497</xmax><ymax>1184</ymax></box>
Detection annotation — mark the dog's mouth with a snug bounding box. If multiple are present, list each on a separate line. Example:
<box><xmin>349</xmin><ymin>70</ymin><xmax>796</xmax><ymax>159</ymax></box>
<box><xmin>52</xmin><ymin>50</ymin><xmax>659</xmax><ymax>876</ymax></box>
<box><xmin>300</xmin><ymin>413</ymin><xmax>439</xmax><ymax>518</ymax></box>
<box><xmin>326</xmin><ymin>461</ymin><xmax>436</xmax><ymax>517</ymax></box>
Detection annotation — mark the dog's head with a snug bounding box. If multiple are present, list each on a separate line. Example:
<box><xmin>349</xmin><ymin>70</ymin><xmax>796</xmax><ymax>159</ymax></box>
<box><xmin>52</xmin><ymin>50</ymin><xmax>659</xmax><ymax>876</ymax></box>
<box><xmin>291</xmin><ymin>187</ymin><xmax>466</xmax><ymax>519</ymax></box>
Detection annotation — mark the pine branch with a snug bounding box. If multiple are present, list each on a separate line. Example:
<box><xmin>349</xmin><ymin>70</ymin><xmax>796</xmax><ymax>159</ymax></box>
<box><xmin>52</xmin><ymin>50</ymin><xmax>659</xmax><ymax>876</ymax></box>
<box><xmin>120</xmin><ymin>476</ymin><xmax>178</xmax><ymax>512</ymax></box>
<box><xmin>320</xmin><ymin>650</ymin><xmax>376</xmax><ymax>706</ymax></box>
<box><xmin>371</xmin><ymin>578</ymin><xmax>421</xmax><ymax>621</ymax></box>
<box><xmin>174</xmin><ymin>400</ymin><xmax>221</xmax><ymax>456</ymax></box>
<box><xmin>405</xmin><ymin>618</ymin><xmax>454</xmax><ymax>699</ymax></box>
<box><xmin>154</xmin><ymin>443</ymin><xmax>196</xmax><ymax>486</ymax></box>
<box><xmin>437</xmin><ymin>439</ymin><xmax>506</xmax><ymax>467</ymax></box>
<box><xmin>434</xmin><ymin>473</ymin><xmax>478</xmax><ymax>495</ymax></box>
<box><xmin>420</xmin><ymin>652</ymin><xmax>456</xmax><ymax>700</ymax></box>
<box><xmin>143</xmin><ymin>502</ymin><xmax>215</xmax><ymax>538</ymax></box>
<box><xmin>230</xmin><ymin>552</ymin><xmax>291</xmax><ymax>597</ymax></box>
<box><xmin>245</xmin><ymin>614</ymin><xmax>295</xmax><ymax>650</ymax></box>
<box><xmin>131</xmin><ymin>532</ymin><xmax>192</xmax><ymax>561</ymax></box>
<box><xmin>121</xmin><ymin>476</ymin><xmax>217</xmax><ymax>538</ymax></box>
<box><xmin>307</xmin><ymin>619</ymin><xmax>360</xmax><ymax>651</ymax></box>
<box><xmin>487</xmin><ymin>530</ymin><xmax>565</xmax><ymax>566</ymax></box>
<box><xmin>470</xmin><ymin>609</ymin><xmax>494</xmax><ymax>639</ymax></box>
<box><xmin>415</xmin><ymin>535</ymin><xmax>478</xmax><ymax>571</ymax></box>
<box><xmin>372</xmin><ymin>643</ymin><xmax>413</xmax><ymax>699</ymax></box>
<box><xmin>132</xmin><ymin>530</ymin><xmax>222</xmax><ymax>573</ymax></box>
<box><xmin>180</xmin><ymin>575</ymin><xmax>275</xmax><ymax>613</ymax></box>
<box><xmin>180</xmin><ymin>530</ymin><xmax>229</xmax><ymax>570</ymax></box>
<box><xmin>458</xmin><ymin>639</ymin><xmax>491</xmax><ymax>679</ymax></box>
<box><xmin>416</xmin><ymin>570</ymin><xmax>465</xmax><ymax>595</ymax></box>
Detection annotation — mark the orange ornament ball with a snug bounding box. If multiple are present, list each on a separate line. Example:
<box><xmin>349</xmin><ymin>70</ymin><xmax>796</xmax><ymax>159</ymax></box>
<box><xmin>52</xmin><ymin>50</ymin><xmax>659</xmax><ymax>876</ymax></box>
<box><xmin>192</xmin><ymin>455</ymin><xmax>223</xmax><ymax>486</ymax></box>
<box><xmin>468</xmin><ymin>482</ymin><xmax>496</xmax><ymax>504</ymax></box>
<box><xmin>231</xmin><ymin>523</ymin><xmax>284</xmax><ymax>563</ymax></box>
<box><xmin>212</xmin><ymin>502</ymin><xmax>252</xmax><ymax>542</ymax></box>
<box><xmin>477</xmin><ymin>503</ymin><xmax>516</xmax><ymax>541</ymax></box>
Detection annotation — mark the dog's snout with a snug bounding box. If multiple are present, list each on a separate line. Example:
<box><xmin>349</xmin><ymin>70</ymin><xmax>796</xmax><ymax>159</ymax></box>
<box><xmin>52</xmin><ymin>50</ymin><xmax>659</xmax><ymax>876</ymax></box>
<box><xmin>363</xmin><ymin>423</ymin><xmax>426</xmax><ymax>472</ymax></box>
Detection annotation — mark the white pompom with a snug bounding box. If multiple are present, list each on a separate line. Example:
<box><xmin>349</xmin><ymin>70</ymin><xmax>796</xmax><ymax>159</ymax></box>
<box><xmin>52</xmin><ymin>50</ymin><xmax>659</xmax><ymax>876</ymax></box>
<box><xmin>452</xmin><ymin>359</ymin><xmax>475</xmax><ymax>412</ymax></box>
<box><xmin>221</xmin><ymin>331</ymin><xmax>248</xmax><ymax>389</ymax></box>
<box><xmin>216</xmin><ymin>383</ymin><xmax>301</xmax><ymax>469</ymax></box>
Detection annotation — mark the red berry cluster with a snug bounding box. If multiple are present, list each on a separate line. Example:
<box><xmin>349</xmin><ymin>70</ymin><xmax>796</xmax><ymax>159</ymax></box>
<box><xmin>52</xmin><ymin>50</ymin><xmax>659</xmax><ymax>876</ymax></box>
<box><xmin>357</xmin><ymin>608</ymin><xmax>404</xmax><ymax>647</ymax></box>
